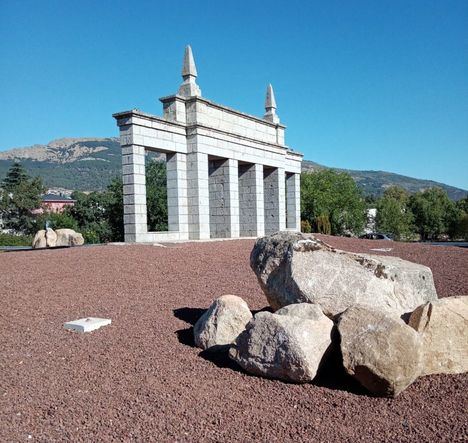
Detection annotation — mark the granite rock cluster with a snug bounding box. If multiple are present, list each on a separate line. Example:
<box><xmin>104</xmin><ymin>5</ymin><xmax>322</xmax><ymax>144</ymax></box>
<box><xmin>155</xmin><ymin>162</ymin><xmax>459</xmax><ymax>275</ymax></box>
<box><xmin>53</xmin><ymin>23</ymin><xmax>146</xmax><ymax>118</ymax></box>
<box><xmin>193</xmin><ymin>232</ymin><xmax>467</xmax><ymax>397</ymax></box>
<box><xmin>32</xmin><ymin>228</ymin><xmax>84</xmax><ymax>248</ymax></box>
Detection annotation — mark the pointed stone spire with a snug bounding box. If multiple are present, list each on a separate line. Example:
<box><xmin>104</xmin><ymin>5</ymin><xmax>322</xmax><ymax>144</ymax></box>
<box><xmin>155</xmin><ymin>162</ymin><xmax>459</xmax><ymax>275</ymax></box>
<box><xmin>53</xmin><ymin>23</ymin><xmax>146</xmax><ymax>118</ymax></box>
<box><xmin>182</xmin><ymin>45</ymin><xmax>197</xmax><ymax>78</ymax></box>
<box><xmin>264</xmin><ymin>83</ymin><xmax>279</xmax><ymax>123</ymax></box>
<box><xmin>178</xmin><ymin>45</ymin><xmax>201</xmax><ymax>97</ymax></box>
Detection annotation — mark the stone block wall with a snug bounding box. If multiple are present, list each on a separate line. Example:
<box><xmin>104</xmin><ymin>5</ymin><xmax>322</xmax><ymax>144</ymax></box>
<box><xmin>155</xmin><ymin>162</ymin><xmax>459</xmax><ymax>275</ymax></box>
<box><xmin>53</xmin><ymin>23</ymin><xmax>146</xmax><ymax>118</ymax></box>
<box><xmin>263</xmin><ymin>167</ymin><xmax>286</xmax><ymax>235</ymax></box>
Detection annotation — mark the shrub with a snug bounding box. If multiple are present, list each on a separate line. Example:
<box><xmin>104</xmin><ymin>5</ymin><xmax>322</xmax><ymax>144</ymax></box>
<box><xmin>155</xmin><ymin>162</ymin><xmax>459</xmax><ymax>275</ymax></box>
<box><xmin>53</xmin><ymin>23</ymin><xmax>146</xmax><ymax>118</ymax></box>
<box><xmin>35</xmin><ymin>211</ymin><xmax>79</xmax><ymax>231</ymax></box>
<box><xmin>314</xmin><ymin>215</ymin><xmax>331</xmax><ymax>235</ymax></box>
<box><xmin>0</xmin><ymin>233</ymin><xmax>33</xmax><ymax>246</ymax></box>
<box><xmin>301</xmin><ymin>220</ymin><xmax>312</xmax><ymax>233</ymax></box>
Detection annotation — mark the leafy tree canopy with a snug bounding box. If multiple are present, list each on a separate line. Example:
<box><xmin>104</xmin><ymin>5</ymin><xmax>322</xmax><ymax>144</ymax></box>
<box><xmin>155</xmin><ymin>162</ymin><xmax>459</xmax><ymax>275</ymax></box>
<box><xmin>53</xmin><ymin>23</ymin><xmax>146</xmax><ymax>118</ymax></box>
<box><xmin>409</xmin><ymin>187</ymin><xmax>458</xmax><ymax>241</ymax></box>
<box><xmin>301</xmin><ymin>170</ymin><xmax>366</xmax><ymax>235</ymax></box>
<box><xmin>375</xmin><ymin>186</ymin><xmax>413</xmax><ymax>240</ymax></box>
<box><xmin>0</xmin><ymin>162</ymin><xmax>45</xmax><ymax>234</ymax></box>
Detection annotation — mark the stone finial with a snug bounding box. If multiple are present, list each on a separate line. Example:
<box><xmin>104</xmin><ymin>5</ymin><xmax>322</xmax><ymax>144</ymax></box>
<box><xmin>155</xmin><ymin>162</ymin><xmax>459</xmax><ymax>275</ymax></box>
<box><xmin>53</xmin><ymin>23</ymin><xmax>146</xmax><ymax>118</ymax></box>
<box><xmin>178</xmin><ymin>45</ymin><xmax>202</xmax><ymax>97</ymax></box>
<box><xmin>264</xmin><ymin>84</ymin><xmax>279</xmax><ymax>123</ymax></box>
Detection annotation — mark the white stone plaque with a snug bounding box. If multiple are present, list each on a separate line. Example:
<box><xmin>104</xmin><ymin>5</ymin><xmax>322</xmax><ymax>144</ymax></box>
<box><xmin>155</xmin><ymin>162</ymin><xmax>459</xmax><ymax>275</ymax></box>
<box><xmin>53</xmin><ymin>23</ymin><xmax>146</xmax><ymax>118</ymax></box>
<box><xmin>64</xmin><ymin>317</ymin><xmax>111</xmax><ymax>333</ymax></box>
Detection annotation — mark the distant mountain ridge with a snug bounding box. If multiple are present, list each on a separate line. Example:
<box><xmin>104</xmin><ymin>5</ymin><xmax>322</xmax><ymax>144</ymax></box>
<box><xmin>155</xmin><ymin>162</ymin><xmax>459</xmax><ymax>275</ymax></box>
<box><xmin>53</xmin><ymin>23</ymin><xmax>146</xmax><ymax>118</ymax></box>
<box><xmin>0</xmin><ymin>137</ymin><xmax>466</xmax><ymax>200</ymax></box>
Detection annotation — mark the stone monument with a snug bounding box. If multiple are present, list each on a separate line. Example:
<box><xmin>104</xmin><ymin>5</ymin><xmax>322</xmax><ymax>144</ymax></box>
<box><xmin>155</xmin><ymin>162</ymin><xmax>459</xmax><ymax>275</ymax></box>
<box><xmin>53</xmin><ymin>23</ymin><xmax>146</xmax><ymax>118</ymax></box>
<box><xmin>113</xmin><ymin>46</ymin><xmax>303</xmax><ymax>242</ymax></box>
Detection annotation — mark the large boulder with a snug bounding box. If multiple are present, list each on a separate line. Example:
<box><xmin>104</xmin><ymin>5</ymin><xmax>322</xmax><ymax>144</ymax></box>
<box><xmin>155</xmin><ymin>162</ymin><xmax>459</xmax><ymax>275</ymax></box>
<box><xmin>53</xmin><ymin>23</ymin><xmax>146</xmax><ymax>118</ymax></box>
<box><xmin>338</xmin><ymin>305</ymin><xmax>422</xmax><ymax>397</ymax></box>
<box><xmin>229</xmin><ymin>311</ymin><xmax>333</xmax><ymax>383</ymax></box>
<box><xmin>275</xmin><ymin>303</ymin><xmax>325</xmax><ymax>321</ymax></box>
<box><xmin>193</xmin><ymin>295</ymin><xmax>252</xmax><ymax>351</ymax></box>
<box><xmin>32</xmin><ymin>230</ymin><xmax>47</xmax><ymax>248</ymax></box>
<box><xmin>45</xmin><ymin>228</ymin><xmax>57</xmax><ymax>247</ymax></box>
<box><xmin>55</xmin><ymin>229</ymin><xmax>84</xmax><ymax>247</ymax></box>
<box><xmin>408</xmin><ymin>296</ymin><xmax>468</xmax><ymax>376</ymax></box>
<box><xmin>250</xmin><ymin>232</ymin><xmax>437</xmax><ymax>317</ymax></box>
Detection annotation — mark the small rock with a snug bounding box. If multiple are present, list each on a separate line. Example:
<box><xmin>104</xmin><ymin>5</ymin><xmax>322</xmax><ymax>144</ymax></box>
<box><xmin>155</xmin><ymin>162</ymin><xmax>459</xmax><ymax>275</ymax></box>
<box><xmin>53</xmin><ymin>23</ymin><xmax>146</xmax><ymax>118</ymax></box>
<box><xmin>338</xmin><ymin>304</ymin><xmax>422</xmax><ymax>397</ymax></box>
<box><xmin>408</xmin><ymin>296</ymin><xmax>468</xmax><ymax>376</ymax></box>
<box><xmin>45</xmin><ymin>228</ymin><xmax>57</xmax><ymax>247</ymax></box>
<box><xmin>229</xmin><ymin>311</ymin><xmax>333</xmax><ymax>383</ymax></box>
<box><xmin>32</xmin><ymin>230</ymin><xmax>46</xmax><ymax>248</ymax></box>
<box><xmin>55</xmin><ymin>229</ymin><xmax>84</xmax><ymax>247</ymax></box>
<box><xmin>193</xmin><ymin>295</ymin><xmax>252</xmax><ymax>351</ymax></box>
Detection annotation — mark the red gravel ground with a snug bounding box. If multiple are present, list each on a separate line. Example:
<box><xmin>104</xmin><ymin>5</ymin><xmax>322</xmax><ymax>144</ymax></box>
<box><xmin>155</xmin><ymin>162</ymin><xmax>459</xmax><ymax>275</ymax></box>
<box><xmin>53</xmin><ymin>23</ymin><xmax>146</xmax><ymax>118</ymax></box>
<box><xmin>1</xmin><ymin>237</ymin><xmax>467</xmax><ymax>442</ymax></box>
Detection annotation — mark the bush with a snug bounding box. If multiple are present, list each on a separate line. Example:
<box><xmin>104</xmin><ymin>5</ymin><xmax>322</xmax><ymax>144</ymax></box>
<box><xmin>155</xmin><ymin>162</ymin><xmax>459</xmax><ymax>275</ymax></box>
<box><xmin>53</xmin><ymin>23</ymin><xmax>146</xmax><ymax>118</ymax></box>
<box><xmin>35</xmin><ymin>211</ymin><xmax>79</xmax><ymax>232</ymax></box>
<box><xmin>0</xmin><ymin>233</ymin><xmax>33</xmax><ymax>246</ymax></box>
<box><xmin>83</xmin><ymin>230</ymin><xmax>100</xmax><ymax>244</ymax></box>
<box><xmin>301</xmin><ymin>220</ymin><xmax>312</xmax><ymax>233</ymax></box>
<box><xmin>314</xmin><ymin>215</ymin><xmax>331</xmax><ymax>234</ymax></box>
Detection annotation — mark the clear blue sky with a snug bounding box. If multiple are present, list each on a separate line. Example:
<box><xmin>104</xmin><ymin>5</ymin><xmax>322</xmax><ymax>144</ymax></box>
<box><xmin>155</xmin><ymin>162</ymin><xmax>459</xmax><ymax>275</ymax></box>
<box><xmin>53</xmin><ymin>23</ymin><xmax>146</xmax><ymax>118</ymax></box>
<box><xmin>1</xmin><ymin>0</ymin><xmax>467</xmax><ymax>189</ymax></box>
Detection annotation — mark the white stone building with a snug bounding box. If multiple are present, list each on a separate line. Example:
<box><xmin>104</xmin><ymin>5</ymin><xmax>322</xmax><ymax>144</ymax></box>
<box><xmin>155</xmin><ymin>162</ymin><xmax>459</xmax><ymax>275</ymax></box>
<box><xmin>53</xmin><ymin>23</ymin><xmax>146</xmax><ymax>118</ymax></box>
<box><xmin>113</xmin><ymin>46</ymin><xmax>303</xmax><ymax>242</ymax></box>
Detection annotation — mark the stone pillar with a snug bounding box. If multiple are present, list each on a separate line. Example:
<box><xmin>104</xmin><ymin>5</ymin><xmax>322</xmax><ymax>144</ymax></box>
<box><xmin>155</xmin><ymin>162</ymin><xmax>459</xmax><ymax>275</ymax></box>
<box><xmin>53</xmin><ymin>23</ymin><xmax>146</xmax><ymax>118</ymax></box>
<box><xmin>286</xmin><ymin>172</ymin><xmax>300</xmax><ymax>230</ymax></box>
<box><xmin>239</xmin><ymin>163</ymin><xmax>264</xmax><ymax>237</ymax></box>
<box><xmin>208</xmin><ymin>158</ymin><xmax>239</xmax><ymax>239</ymax></box>
<box><xmin>167</xmin><ymin>152</ymin><xmax>189</xmax><ymax>238</ymax></box>
<box><xmin>226</xmin><ymin>159</ymin><xmax>240</xmax><ymax>238</ymax></box>
<box><xmin>264</xmin><ymin>167</ymin><xmax>286</xmax><ymax>235</ymax></box>
<box><xmin>254</xmin><ymin>163</ymin><xmax>265</xmax><ymax>237</ymax></box>
<box><xmin>187</xmin><ymin>151</ymin><xmax>210</xmax><ymax>240</ymax></box>
<box><xmin>122</xmin><ymin>145</ymin><xmax>147</xmax><ymax>242</ymax></box>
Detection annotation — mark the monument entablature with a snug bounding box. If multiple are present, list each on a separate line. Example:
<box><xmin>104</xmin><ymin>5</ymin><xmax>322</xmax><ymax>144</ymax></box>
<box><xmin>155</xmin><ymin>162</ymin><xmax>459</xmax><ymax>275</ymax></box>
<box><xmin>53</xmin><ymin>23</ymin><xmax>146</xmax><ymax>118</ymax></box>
<box><xmin>113</xmin><ymin>46</ymin><xmax>303</xmax><ymax>242</ymax></box>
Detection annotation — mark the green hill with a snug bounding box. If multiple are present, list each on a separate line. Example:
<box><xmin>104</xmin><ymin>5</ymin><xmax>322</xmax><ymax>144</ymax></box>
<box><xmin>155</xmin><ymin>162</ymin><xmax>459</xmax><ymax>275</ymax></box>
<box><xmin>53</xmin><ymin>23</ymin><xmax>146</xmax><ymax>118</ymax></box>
<box><xmin>0</xmin><ymin>137</ymin><xmax>466</xmax><ymax>200</ymax></box>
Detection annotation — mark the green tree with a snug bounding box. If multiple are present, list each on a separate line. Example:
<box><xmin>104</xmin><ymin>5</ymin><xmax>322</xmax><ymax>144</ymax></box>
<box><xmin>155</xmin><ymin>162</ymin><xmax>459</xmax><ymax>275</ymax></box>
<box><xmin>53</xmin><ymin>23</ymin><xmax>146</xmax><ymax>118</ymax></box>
<box><xmin>105</xmin><ymin>177</ymin><xmax>124</xmax><ymax>242</ymax></box>
<box><xmin>0</xmin><ymin>162</ymin><xmax>45</xmax><ymax>234</ymax></box>
<box><xmin>146</xmin><ymin>160</ymin><xmax>168</xmax><ymax>231</ymax></box>
<box><xmin>375</xmin><ymin>186</ymin><xmax>414</xmax><ymax>240</ymax></box>
<box><xmin>456</xmin><ymin>196</ymin><xmax>468</xmax><ymax>213</ymax></box>
<box><xmin>301</xmin><ymin>170</ymin><xmax>366</xmax><ymax>236</ymax></box>
<box><xmin>2</xmin><ymin>162</ymin><xmax>28</xmax><ymax>191</ymax></box>
<box><xmin>67</xmin><ymin>191</ymin><xmax>113</xmax><ymax>243</ymax></box>
<box><xmin>36</xmin><ymin>211</ymin><xmax>79</xmax><ymax>231</ymax></box>
<box><xmin>409</xmin><ymin>187</ymin><xmax>457</xmax><ymax>241</ymax></box>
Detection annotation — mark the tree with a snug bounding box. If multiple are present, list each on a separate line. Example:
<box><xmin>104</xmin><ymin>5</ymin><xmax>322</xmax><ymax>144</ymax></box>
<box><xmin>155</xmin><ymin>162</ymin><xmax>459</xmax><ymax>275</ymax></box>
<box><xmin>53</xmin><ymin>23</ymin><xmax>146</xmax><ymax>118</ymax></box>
<box><xmin>67</xmin><ymin>191</ymin><xmax>113</xmax><ymax>243</ymax></box>
<box><xmin>146</xmin><ymin>160</ymin><xmax>168</xmax><ymax>231</ymax></box>
<box><xmin>2</xmin><ymin>162</ymin><xmax>28</xmax><ymax>191</ymax></box>
<box><xmin>105</xmin><ymin>177</ymin><xmax>124</xmax><ymax>242</ymax></box>
<box><xmin>409</xmin><ymin>187</ymin><xmax>457</xmax><ymax>241</ymax></box>
<box><xmin>301</xmin><ymin>170</ymin><xmax>366</xmax><ymax>236</ymax></box>
<box><xmin>0</xmin><ymin>162</ymin><xmax>45</xmax><ymax>234</ymax></box>
<box><xmin>375</xmin><ymin>186</ymin><xmax>414</xmax><ymax>240</ymax></box>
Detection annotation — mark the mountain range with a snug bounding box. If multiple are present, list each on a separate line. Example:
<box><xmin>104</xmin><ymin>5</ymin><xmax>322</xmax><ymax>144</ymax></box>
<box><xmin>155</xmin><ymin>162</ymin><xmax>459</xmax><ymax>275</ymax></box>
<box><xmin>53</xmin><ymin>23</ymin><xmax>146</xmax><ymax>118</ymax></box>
<box><xmin>0</xmin><ymin>137</ymin><xmax>466</xmax><ymax>200</ymax></box>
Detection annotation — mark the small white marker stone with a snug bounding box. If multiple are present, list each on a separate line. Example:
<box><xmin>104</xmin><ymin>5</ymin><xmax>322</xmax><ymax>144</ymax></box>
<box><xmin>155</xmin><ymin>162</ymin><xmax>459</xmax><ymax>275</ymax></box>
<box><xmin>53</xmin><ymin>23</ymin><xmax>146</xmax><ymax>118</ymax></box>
<box><xmin>64</xmin><ymin>317</ymin><xmax>111</xmax><ymax>333</ymax></box>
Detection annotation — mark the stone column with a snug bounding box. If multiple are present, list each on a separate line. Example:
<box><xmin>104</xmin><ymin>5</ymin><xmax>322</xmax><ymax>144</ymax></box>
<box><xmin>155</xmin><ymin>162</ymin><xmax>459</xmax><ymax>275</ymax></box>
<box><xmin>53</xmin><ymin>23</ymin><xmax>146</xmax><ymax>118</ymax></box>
<box><xmin>226</xmin><ymin>159</ymin><xmax>240</xmax><ymax>238</ymax></box>
<box><xmin>264</xmin><ymin>167</ymin><xmax>286</xmax><ymax>234</ymax></box>
<box><xmin>122</xmin><ymin>145</ymin><xmax>147</xmax><ymax>242</ymax></box>
<box><xmin>187</xmin><ymin>151</ymin><xmax>210</xmax><ymax>240</ymax></box>
<box><xmin>278</xmin><ymin>167</ymin><xmax>286</xmax><ymax>231</ymax></box>
<box><xmin>239</xmin><ymin>163</ymin><xmax>264</xmax><ymax>237</ymax></box>
<box><xmin>286</xmin><ymin>172</ymin><xmax>300</xmax><ymax>230</ymax></box>
<box><xmin>253</xmin><ymin>163</ymin><xmax>265</xmax><ymax>237</ymax></box>
<box><xmin>167</xmin><ymin>152</ymin><xmax>189</xmax><ymax>238</ymax></box>
<box><xmin>208</xmin><ymin>158</ymin><xmax>239</xmax><ymax>239</ymax></box>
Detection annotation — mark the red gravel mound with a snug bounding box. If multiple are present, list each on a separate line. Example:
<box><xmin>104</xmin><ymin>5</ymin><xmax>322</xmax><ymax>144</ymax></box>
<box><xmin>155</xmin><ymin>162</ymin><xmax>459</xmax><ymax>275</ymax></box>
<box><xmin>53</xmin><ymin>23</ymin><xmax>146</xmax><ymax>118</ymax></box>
<box><xmin>1</xmin><ymin>238</ymin><xmax>467</xmax><ymax>442</ymax></box>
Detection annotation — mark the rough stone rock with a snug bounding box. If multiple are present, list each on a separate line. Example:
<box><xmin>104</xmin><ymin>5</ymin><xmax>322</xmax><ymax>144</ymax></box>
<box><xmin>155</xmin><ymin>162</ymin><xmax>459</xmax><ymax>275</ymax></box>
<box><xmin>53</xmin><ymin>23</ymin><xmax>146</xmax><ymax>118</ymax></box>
<box><xmin>229</xmin><ymin>311</ymin><xmax>333</xmax><ymax>383</ymax></box>
<box><xmin>193</xmin><ymin>295</ymin><xmax>252</xmax><ymax>351</ymax></box>
<box><xmin>275</xmin><ymin>303</ymin><xmax>325</xmax><ymax>321</ymax></box>
<box><xmin>338</xmin><ymin>305</ymin><xmax>422</xmax><ymax>397</ymax></box>
<box><xmin>32</xmin><ymin>230</ymin><xmax>47</xmax><ymax>248</ymax></box>
<box><xmin>408</xmin><ymin>296</ymin><xmax>468</xmax><ymax>376</ymax></box>
<box><xmin>250</xmin><ymin>231</ymin><xmax>437</xmax><ymax>317</ymax></box>
<box><xmin>45</xmin><ymin>228</ymin><xmax>57</xmax><ymax>247</ymax></box>
<box><xmin>55</xmin><ymin>229</ymin><xmax>85</xmax><ymax>247</ymax></box>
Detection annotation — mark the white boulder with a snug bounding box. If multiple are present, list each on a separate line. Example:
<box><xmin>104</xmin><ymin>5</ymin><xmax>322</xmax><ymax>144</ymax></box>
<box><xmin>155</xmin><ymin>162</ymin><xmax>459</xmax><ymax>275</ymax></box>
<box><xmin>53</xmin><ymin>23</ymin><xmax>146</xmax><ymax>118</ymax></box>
<box><xmin>250</xmin><ymin>232</ymin><xmax>437</xmax><ymax>317</ymax></box>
